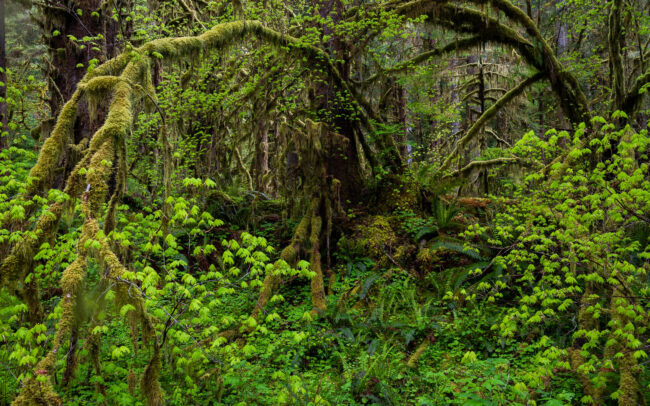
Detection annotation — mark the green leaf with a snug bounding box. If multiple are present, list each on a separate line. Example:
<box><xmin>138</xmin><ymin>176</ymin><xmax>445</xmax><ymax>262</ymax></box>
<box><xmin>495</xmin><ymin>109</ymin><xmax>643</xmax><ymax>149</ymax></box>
<box><xmin>120</xmin><ymin>304</ymin><xmax>136</xmax><ymax>317</ymax></box>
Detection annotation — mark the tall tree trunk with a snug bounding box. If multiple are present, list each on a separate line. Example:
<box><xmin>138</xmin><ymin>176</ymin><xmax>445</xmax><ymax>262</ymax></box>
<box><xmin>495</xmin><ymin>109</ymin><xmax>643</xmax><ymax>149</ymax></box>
<box><xmin>608</xmin><ymin>0</ymin><xmax>625</xmax><ymax>114</ymax></box>
<box><xmin>37</xmin><ymin>0</ymin><xmax>131</xmax><ymax>187</ymax></box>
<box><xmin>396</xmin><ymin>84</ymin><xmax>408</xmax><ymax>160</ymax></box>
<box><xmin>313</xmin><ymin>0</ymin><xmax>363</xmax><ymax>203</ymax></box>
<box><xmin>0</xmin><ymin>0</ymin><xmax>7</xmax><ymax>150</ymax></box>
<box><xmin>556</xmin><ymin>19</ymin><xmax>569</xmax><ymax>56</ymax></box>
<box><xmin>253</xmin><ymin>118</ymin><xmax>269</xmax><ymax>191</ymax></box>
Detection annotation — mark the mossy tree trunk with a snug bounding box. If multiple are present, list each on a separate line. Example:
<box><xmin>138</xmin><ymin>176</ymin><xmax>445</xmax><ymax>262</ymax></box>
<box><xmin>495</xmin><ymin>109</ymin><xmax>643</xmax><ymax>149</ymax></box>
<box><xmin>0</xmin><ymin>0</ymin><xmax>7</xmax><ymax>150</ymax></box>
<box><xmin>36</xmin><ymin>0</ymin><xmax>132</xmax><ymax>187</ymax></box>
<box><xmin>312</xmin><ymin>0</ymin><xmax>364</xmax><ymax>204</ymax></box>
<box><xmin>608</xmin><ymin>0</ymin><xmax>625</xmax><ymax>115</ymax></box>
<box><xmin>252</xmin><ymin>98</ymin><xmax>270</xmax><ymax>193</ymax></box>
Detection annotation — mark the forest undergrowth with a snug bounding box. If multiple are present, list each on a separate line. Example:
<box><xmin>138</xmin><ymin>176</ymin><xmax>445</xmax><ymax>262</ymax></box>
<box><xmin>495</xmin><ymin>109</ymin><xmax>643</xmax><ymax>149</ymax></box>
<box><xmin>1</xmin><ymin>116</ymin><xmax>648</xmax><ymax>405</ymax></box>
<box><xmin>1</xmin><ymin>0</ymin><xmax>650</xmax><ymax>404</ymax></box>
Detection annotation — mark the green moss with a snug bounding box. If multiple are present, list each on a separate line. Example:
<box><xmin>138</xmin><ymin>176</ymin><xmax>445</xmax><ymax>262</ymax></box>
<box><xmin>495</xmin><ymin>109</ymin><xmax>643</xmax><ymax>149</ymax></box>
<box><xmin>87</xmin><ymin>136</ymin><xmax>115</xmax><ymax>214</ymax></box>
<box><xmin>344</xmin><ymin>215</ymin><xmax>414</xmax><ymax>267</ymax></box>
<box><xmin>104</xmin><ymin>138</ymin><xmax>127</xmax><ymax>234</ymax></box>
<box><xmin>309</xmin><ymin>200</ymin><xmax>326</xmax><ymax>311</ymax></box>
<box><xmin>13</xmin><ymin>254</ymin><xmax>88</xmax><ymax>405</ymax></box>
<box><xmin>11</xmin><ymin>378</ymin><xmax>61</xmax><ymax>406</ymax></box>
<box><xmin>416</xmin><ymin>246</ymin><xmax>460</xmax><ymax>269</ymax></box>
<box><xmin>617</xmin><ymin>352</ymin><xmax>641</xmax><ymax>406</ymax></box>
<box><xmin>140</xmin><ymin>346</ymin><xmax>164</xmax><ymax>406</ymax></box>
<box><xmin>407</xmin><ymin>338</ymin><xmax>430</xmax><ymax>368</ymax></box>
<box><xmin>87</xmin><ymin>80</ymin><xmax>133</xmax><ymax>153</ymax></box>
<box><xmin>7</xmin><ymin>19</ymin><xmax>407</xmax><ymax>401</ymax></box>
<box><xmin>0</xmin><ymin>201</ymin><xmax>64</xmax><ymax>288</ymax></box>
<box><xmin>440</xmin><ymin>73</ymin><xmax>544</xmax><ymax>172</ymax></box>
<box><xmin>82</xmin><ymin>76</ymin><xmax>122</xmax><ymax>121</ymax></box>
<box><xmin>27</xmin><ymin>91</ymin><xmax>81</xmax><ymax>195</ymax></box>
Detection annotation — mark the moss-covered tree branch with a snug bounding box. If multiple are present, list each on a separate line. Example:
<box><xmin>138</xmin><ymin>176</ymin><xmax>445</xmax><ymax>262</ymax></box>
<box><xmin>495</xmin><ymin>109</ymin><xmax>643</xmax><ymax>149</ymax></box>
<box><xmin>440</xmin><ymin>72</ymin><xmax>543</xmax><ymax>171</ymax></box>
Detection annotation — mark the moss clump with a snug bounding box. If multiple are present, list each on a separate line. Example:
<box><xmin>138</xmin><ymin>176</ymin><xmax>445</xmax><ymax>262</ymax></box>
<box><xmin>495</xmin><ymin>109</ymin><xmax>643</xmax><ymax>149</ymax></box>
<box><xmin>343</xmin><ymin>215</ymin><xmax>415</xmax><ymax>268</ymax></box>
<box><xmin>416</xmin><ymin>246</ymin><xmax>469</xmax><ymax>271</ymax></box>
<box><xmin>26</xmin><ymin>91</ymin><xmax>81</xmax><ymax>195</ymax></box>
<box><xmin>407</xmin><ymin>337</ymin><xmax>432</xmax><ymax>368</ymax></box>
<box><xmin>11</xmin><ymin>378</ymin><xmax>62</xmax><ymax>406</ymax></box>
<box><xmin>87</xmin><ymin>136</ymin><xmax>115</xmax><ymax>214</ymax></box>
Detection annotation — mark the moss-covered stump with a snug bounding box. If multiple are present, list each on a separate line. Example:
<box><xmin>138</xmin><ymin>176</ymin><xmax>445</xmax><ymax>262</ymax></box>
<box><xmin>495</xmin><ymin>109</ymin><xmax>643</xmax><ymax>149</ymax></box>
<box><xmin>338</xmin><ymin>215</ymin><xmax>416</xmax><ymax>269</ymax></box>
<box><xmin>416</xmin><ymin>245</ymin><xmax>476</xmax><ymax>272</ymax></box>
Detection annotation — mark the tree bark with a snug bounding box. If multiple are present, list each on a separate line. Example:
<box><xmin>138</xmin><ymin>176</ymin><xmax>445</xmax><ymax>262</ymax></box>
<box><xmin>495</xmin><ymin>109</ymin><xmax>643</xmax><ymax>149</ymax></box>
<box><xmin>0</xmin><ymin>0</ymin><xmax>7</xmax><ymax>150</ymax></box>
<box><xmin>313</xmin><ymin>0</ymin><xmax>364</xmax><ymax>203</ymax></box>
<box><xmin>608</xmin><ymin>0</ymin><xmax>625</xmax><ymax>114</ymax></box>
<box><xmin>37</xmin><ymin>0</ymin><xmax>131</xmax><ymax>187</ymax></box>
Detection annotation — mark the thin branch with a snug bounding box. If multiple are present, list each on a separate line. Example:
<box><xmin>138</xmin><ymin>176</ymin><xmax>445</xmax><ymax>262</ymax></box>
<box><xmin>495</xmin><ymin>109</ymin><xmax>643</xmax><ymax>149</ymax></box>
<box><xmin>443</xmin><ymin>157</ymin><xmax>519</xmax><ymax>179</ymax></box>
<box><xmin>441</xmin><ymin>72</ymin><xmax>544</xmax><ymax>171</ymax></box>
<box><xmin>359</xmin><ymin>36</ymin><xmax>484</xmax><ymax>84</ymax></box>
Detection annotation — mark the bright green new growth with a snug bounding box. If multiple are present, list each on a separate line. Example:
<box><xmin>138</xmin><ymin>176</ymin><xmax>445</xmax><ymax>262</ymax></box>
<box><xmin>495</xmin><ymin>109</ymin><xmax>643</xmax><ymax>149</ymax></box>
<box><xmin>4</xmin><ymin>19</ymin><xmax>405</xmax><ymax>405</ymax></box>
<box><xmin>2</xmin><ymin>2</ymin><xmax>649</xmax><ymax>403</ymax></box>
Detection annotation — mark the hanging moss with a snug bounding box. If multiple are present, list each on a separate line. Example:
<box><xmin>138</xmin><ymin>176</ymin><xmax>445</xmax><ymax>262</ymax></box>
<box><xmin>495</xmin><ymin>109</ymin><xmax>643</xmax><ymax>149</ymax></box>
<box><xmin>12</xmin><ymin>254</ymin><xmax>88</xmax><ymax>406</ymax></box>
<box><xmin>608</xmin><ymin>290</ymin><xmax>645</xmax><ymax>405</ymax></box>
<box><xmin>82</xmin><ymin>76</ymin><xmax>123</xmax><ymax>121</ymax></box>
<box><xmin>568</xmin><ymin>283</ymin><xmax>604</xmax><ymax>405</ymax></box>
<box><xmin>4</xmin><ymin>19</ymin><xmax>395</xmax><ymax>286</ymax></box>
<box><xmin>104</xmin><ymin>135</ymin><xmax>128</xmax><ymax>234</ymax></box>
<box><xmin>6</xmin><ymin>18</ymin><xmax>411</xmax><ymax>402</ymax></box>
<box><xmin>94</xmin><ymin>225</ymin><xmax>156</xmax><ymax>344</ymax></box>
<box><xmin>26</xmin><ymin>91</ymin><xmax>81</xmax><ymax>195</ymax></box>
<box><xmin>308</xmin><ymin>199</ymin><xmax>326</xmax><ymax>312</ymax></box>
<box><xmin>86</xmin><ymin>326</ymin><xmax>103</xmax><ymax>374</ymax></box>
<box><xmin>248</xmin><ymin>210</ymin><xmax>312</xmax><ymax>325</ymax></box>
<box><xmin>0</xmin><ymin>201</ymin><xmax>63</xmax><ymax>288</ymax></box>
<box><xmin>87</xmin><ymin>136</ymin><xmax>116</xmax><ymax>214</ymax></box>
<box><xmin>13</xmin><ymin>129</ymin><xmax>120</xmax><ymax>403</ymax></box>
<box><xmin>14</xmin><ymin>70</ymin><xmax>147</xmax><ymax>404</ymax></box>
<box><xmin>140</xmin><ymin>345</ymin><xmax>164</xmax><ymax>406</ymax></box>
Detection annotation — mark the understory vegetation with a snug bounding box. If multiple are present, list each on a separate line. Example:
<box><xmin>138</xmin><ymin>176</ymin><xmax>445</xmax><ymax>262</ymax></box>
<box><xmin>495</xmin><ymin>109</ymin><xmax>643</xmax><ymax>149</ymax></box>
<box><xmin>0</xmin><ymin>0</ymin><xmax>649</xmax><ymax>405</ymax></box>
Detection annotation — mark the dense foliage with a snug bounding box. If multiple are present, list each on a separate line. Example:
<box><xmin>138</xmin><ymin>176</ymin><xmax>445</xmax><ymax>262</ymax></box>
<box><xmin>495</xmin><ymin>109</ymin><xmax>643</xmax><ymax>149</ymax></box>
<box><xmin>0</xmin><ymin>0</ymin><xmax>649</xmax><ymax>405</ymax></box>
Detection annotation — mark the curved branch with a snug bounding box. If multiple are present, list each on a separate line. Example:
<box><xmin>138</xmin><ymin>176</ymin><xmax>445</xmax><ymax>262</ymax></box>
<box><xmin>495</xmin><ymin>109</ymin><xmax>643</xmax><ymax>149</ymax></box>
<box><xmin>396</xmin><ymin>2</ymin><xmax>536</xmax><ymax>63</ymax></box>
<box><xmin>441</xmin><ymin>72</ymin><xmax>544</xmax><ymax>171</ymax></box>
<box><xmin>394</xmin><ymin>0</ymin><xmax>590</xmax><ymax>125</ymax></box>
<box><xmin>469</xmin><ymin>0</ymin><xmax>590</xmax><ymax>124</ymax></box>
<box><xmin>360</xmin><ymin>36</ymin><xmax>484</xmax><ymax>84</ymax></box>
<box><xmin>443</xmin><ymin>157</ymin><xmax>519</xmax><ymax>179</ymax></box>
